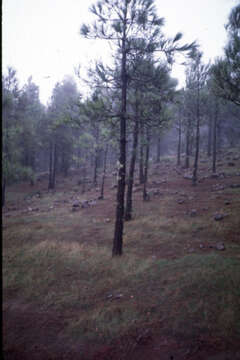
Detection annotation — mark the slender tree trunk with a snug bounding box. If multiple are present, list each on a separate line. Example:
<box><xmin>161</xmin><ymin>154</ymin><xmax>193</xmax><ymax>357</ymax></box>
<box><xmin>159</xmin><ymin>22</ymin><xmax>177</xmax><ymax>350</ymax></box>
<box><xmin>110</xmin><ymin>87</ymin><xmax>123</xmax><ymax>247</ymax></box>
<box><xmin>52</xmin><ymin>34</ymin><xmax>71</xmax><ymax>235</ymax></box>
<box><xmin>93</xmin><ymin>150</ymin><xmax>98</xmax><ymax>187</ymax></box>
<box><xmin>48</xmin><ymin>141</ymin><xmax>56</xmax><ymax>190</ymax></box>
<box><xmin>30</xmin><ymin>149</ymin><xmax>35</xmax><ymax>186</ymax></box>
<box><xmin>212</xmin><ymin>98</ymin><xmax>218</xmax><ymax>173</ymax></box>
<box><xmin>143</xmin><ymin>129</ymin><xmax>150</xmax><ymax>201</ymax></box>
<box><xmin>177</xmin><ymin>117</ymin><xmax>182</xmax><ymax>166</ymax></box>
<box><xmin>82</xmin><ymin>166</ymin><xmax>86</xmax><ymax>194</ymax></box>
<box><xmin>125</xmin><ymin>100</ymin><xmax>139</xmax><ymax>221</ymax></box>
<box><xmin>192</xmin><ymin>80</ymin><xmax>200</xmax><ymax>186</ymax></box>
<box><xmin>139</xmin><ymin>119</ymin><xmax>144</xmax><ymax>184</ymax></box>
<box><xmin>100</xmin><ymin>144</ymin><xmax>108</xmax><ymax>199</ymax></box>
<box><xmin>2</xmin><ymin>177</ymin><xmax>6</xmax><ymax>207</ymax></box>
<box><xmin>185</xmin><ymin>118</ymin><xmax>190</xmax><ymax>169</ymax></box>
<box><xmin>48</xmin><ymin>142</ymin><xmax>53</xmax><ymax>190</ymax></box>
<box><xmin>93</xmin><ymin>128</ymin><xmax>99</xmax><ymax>186</ymax></box>
<box><xmin>207</xmin><ymin>114</ymin><xmax>213</xmax><ymax>157</ymax></box>
<box><xmin>52</xmin><ymin>143</ymin><xmax>57</xmax><ymax>187</ymax></box>
<box><xmin>112</xmin><ymin>13</ymin><xmax>127</xmax><ymax>256</ymax></box>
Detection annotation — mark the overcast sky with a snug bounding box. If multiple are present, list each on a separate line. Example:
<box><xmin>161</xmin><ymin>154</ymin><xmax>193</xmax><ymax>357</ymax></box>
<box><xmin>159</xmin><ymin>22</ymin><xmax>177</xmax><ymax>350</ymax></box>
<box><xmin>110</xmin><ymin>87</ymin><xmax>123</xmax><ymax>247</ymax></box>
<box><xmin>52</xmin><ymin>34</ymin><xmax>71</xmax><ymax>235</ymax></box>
<box><xmin>2</xmin><ymin>0</ymin><xmax>238</xmax><ymax>105</ymax></box>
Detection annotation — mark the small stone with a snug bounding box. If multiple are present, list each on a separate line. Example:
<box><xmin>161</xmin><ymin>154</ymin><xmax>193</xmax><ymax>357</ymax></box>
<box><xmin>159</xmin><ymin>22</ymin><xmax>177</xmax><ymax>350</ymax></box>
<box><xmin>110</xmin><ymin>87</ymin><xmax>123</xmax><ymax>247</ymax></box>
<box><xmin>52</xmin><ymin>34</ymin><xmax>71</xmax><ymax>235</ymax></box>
<box><xmin>224</xmin><ymin>200</ymin><xmax>231</xmax><ymax>205</ymax></box>
<box><xmin>153</xmin><ymin>189</ymin><xmax>162</xmax><ymax>196</ymax></box>
<box><xmin>214</xmin><ymin>214</ymin><xmax>224</xmax><ymax>221</ymax></box>
<box><xmin>105</xmin><ymin>218</ymin><xmax>111</xmax><ymax>223</ymax></box>
<box><xmin>184</xmin><ymin>174</ymin><xmax>193</xmax><ymax>180</ymax></box>
<box><xmin>72</xmin><ymin>201</ymin><xmax>80</xmax><ymax>207</ymax></box>
<box><xmin>199</xmin><ymin>244</ymin><xmax>204</xmax><ymax>249</ymax></box>
<box><xmin>114</xmin><ymin>294</ymin><xmax>123</xmax><ymax>299</ymax></box>
<box><xmin>215</xmin><ymin>243</ymin><xmax>225</xmax><ymax>251</ymax></box>
<box><xmin>178</xmin><ymin>199</ymin><xmax>184</xmax><ymax>204</ymax></box>
<box><xmin>230</xmin><ymin>184</ymin><xmax>240</xmax><ymax>189</ymax></box>
<box><xmin>190</xmin><ymin>209</ymin><xmax>197</xmax><ymax>217</ymax></box>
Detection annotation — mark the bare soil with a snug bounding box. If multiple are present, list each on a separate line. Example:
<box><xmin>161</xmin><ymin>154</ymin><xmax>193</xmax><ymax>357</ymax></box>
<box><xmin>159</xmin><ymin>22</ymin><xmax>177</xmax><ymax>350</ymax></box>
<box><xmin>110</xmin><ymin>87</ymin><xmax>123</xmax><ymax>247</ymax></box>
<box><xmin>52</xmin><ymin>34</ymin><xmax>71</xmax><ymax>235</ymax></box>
<box><xmin>2</xmin><ymin>155</ymin><xmax>240</xmax><ymax>359</ymax></box>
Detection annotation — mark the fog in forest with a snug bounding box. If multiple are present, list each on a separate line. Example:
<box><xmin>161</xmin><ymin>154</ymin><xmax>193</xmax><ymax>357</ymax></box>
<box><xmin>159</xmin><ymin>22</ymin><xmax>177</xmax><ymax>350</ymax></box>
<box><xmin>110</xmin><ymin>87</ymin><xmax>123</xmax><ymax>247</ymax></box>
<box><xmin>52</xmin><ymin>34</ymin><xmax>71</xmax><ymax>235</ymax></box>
<box><xmin>2</xmin><ymin>1</ymin><xmax>240</xmax><ymax>359</ymax></box>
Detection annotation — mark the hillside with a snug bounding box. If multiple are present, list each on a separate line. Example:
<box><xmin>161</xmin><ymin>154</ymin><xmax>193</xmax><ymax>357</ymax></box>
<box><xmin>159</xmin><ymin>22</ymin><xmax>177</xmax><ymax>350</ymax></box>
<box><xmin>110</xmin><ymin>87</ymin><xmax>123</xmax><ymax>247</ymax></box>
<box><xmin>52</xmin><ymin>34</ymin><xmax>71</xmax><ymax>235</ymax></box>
<box><xmin>2</xmin><ymin>150</ymin><xmax>240</xmax><ymax>360</ymax></box>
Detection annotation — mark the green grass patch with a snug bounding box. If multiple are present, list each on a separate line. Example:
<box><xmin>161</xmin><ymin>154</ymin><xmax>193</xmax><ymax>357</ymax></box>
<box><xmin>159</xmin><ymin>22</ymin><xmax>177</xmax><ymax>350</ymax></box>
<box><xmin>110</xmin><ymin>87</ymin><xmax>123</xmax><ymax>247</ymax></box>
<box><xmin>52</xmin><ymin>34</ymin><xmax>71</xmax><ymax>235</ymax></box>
<box><xmin>3</xmin><ymin>165</ymin><xmax>240</xmax><ymax>348</ymax></box>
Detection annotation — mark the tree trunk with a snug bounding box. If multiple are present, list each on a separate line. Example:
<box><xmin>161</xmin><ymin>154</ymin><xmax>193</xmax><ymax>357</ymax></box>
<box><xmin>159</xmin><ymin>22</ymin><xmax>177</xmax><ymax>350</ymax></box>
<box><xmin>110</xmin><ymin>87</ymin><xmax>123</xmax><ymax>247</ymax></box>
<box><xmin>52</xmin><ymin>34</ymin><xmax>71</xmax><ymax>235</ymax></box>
<box><xmin>192</xmin><ymin>81</ymin><xmax>200</xmax><ymax>186</ymax></box>
<box><xmin>139</xmin><ymin>119</ymin><xmax>144</xmax><ymax>184</ymax></box>
<box><xmin>207</xmin><ymin>114</ymin><xmax>213</xmax><ymax>157</ymax></box>
<box><xmin>93</xmin><ymin>150</ymin><xmax>98</xmax><ymax>187</ymax></box>
<box><xmin>177</xmin><ymin>117</ymin><xmax>182</xmax><ymax>166</ymax></box>
<box><xmin>100</xmin><ymin>144</ymin><xmax>108</xmax><ymax>199</ymax></box>
<box><xmin>143</xmin><ymin>129</ymin><xmax>150</xmax><ymax>201</ymax></box>
<box><xmin>48</xmin><ymin>142</ymin><xmax>53</xmax><ymax>190</ymax></box>
<box><xmin>2</xmin><ymin>177</ymin><xmax>6</xmax><ymax>207</ymax></box>
<box><xmin>192</xmin><ymin>118</ymin><xmax>200</xmax><ymax>185</ymax></box>
<box><xmin>52</xmin><ymin>143</ymin><xmax>57</xmax><ymax>187</ymax></box>
<box><xmin>48</xmin><ymin>141</ymin><xmax>56</xmax><ymax>190</ymax></box>
<box><xmin>30</xmin><ymin>149</ymin><xmax>35</xmax><ymax>186</ymax></box>
<box><xmin>217</xmin><ymin>118</ymin><xmax>222</xmax><ymax>153</ymax></box>
<box><xmin>185</xmin><ymin>118</ymin><xmax>190</xmax><ymax>169</ymax></box>
<box><xmin>125</xmin><ymin>100</ymin><xmax>139</xmax><ymax>221</ymax></box>
<box><xmin>112</xmin><ymin>13</ymin><xmax>127</xmax><ymax>256</ymax></box>
<box><xmin>212</xmin><ymin>98</ymin><xmax>218</xmax><ymax>173</ymax></box>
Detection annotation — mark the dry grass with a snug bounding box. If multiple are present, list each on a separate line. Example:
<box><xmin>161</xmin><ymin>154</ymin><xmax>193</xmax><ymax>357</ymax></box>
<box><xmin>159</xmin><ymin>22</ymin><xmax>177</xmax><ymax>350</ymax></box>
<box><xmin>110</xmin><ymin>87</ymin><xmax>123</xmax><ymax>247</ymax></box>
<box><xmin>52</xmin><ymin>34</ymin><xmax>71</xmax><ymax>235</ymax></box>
<box><xmin>2</xmin><ymin>150</ymin><xmax>240</xmax><ymax>355</ymax></box>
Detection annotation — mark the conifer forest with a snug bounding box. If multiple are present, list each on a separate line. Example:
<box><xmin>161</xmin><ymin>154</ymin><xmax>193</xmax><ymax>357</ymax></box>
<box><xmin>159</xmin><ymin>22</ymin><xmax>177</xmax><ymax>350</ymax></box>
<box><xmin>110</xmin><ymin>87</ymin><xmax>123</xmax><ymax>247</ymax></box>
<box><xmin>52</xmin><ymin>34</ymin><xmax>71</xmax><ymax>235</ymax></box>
<box><xmin>2</xmin><ymin>1</ymin><xmax>240</xmax><ymax>359</ymax></box>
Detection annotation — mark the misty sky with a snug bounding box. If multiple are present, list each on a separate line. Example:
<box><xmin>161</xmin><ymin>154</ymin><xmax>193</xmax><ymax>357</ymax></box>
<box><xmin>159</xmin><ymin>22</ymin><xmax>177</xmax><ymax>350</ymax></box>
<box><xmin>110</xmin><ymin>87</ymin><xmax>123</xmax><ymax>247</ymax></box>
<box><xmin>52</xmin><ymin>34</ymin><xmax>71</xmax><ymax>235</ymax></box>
<box><xmin>2</xmin><ymin>0</ymin><xmax>238</xmax><ymax>105</ymax></box>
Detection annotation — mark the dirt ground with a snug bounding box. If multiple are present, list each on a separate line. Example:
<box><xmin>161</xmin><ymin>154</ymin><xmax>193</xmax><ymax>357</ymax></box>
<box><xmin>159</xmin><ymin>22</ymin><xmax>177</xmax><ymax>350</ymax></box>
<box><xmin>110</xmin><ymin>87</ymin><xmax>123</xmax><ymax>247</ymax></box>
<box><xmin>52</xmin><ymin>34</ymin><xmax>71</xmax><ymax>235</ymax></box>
<box><xmin>2</xmin><ymin>155</ymin><xmax>240</xmax><ymax>360</ymax></box>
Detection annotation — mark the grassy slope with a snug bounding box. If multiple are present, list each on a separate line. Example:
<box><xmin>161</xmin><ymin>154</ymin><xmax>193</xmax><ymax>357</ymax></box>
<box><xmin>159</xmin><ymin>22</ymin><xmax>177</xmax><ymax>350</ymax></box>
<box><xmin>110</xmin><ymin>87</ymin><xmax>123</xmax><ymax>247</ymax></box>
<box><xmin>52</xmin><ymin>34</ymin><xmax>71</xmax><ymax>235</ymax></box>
<box><xmin>2</xmin><ymin>150</ymin><xmax>240</xmax><ymax>357</ymax></box>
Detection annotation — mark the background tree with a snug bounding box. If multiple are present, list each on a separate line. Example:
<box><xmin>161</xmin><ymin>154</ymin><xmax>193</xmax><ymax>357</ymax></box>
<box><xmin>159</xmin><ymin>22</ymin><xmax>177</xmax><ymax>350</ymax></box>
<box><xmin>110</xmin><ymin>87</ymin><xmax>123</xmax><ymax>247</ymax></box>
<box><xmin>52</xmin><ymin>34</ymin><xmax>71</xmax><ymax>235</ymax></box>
<box><xmin>185</xmin><ymin>51</ymin><xmax>209</xmax><ymax>185</ymax></box>
<box><xmin>81</xmin><ymin>0</ymin><xmax>196</xmax><ymax>256</ymax></box>
<box><xmin>211</xmin><ymin>4</ymin><xmax>240</xmax><ymax>106</ymax></box>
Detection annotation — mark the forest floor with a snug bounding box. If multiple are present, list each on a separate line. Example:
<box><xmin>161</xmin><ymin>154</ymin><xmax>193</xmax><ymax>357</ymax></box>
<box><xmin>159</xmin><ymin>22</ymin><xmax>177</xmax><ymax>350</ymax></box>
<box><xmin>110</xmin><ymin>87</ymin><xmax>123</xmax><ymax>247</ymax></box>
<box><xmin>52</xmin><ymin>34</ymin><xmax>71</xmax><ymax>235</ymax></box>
<box><xmin>2</xmin><ymin>149</ymin><xmax>240</xmax><ymax>360</ymax></box>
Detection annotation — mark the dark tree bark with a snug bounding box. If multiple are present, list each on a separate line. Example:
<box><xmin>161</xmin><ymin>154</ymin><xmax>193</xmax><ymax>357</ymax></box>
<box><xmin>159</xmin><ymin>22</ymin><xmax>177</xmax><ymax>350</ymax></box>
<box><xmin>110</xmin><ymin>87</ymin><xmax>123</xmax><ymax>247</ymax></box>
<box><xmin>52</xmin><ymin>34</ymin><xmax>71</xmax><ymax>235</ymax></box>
<box><xmin>143</xmin><ymin>129</ymin><xmax>150</xmax><ymax>201</ymax></box>
<box><xmin>207</xmin><ymin>114</ymin><xmax>213</xmax><ymax>157</ymax></box>
<box><xmin>217</xmin><ymin>118</ymin><xmax>223</xmax><ymax>153</ymax></box>
<box><xmin>48</xmin><ymin>142</ymin><xmax>53</xmax><ymax>190</ymax></box>
<box><xmin>100</xmin><ymin>144</ymin><xmax>108</xmax><ymax>199</ymax></box>
<box><xmin>30</xmin><ymin>150</ymin><xmax>35</xmax><ymax>186</ymax></box>
<box><xmin>112</xmin><ymin>12</ymin><xmax>127</xmax><ymax>256</ymax></box>
<box><xmin>156</xmin><ymin>136</ymin><xmax>161</xmax><ymax>163</ymax></box>
<box><xmin>212</xmin><ymin>98</ymin><xmax>218</xmax><ymax>173</ymax></box>
<box><xmin>139</xmin><ymin>119</ymin><xmax>145</xmax><ymax>184</ymax></box>
<box><xmin>2</xmin><ymin>177</ymin><xmax>6</xmax><ymax>207</ymax></box>
<box><xmin>93</xmin><ymin>128</ymin><xmax>100</xmax><ymax>187</ymax></box>
<box><xmin>93</xmin><ymin>152</ymin><xmax>98</xmax><ymax>187</ymax></box>
<box><xmin>48</xmin><ymin>142</ymin><xmax>57</xmax><ymax>190</ymax></box>
<box><xmin>192</xmin><ymin>81</ymin><xmax>200</xmax><ymax>186</ymax></box>
<box><xmin>177</xmin><ymin>116</ymin><xmax>182</xmax><ymax>166</ymax></box>
<box><xmin>125</xmin><ymin>98</ymin><xmax>139</xmax><ymax>221</ymax></box>
<box><xmin>185</xmin><ymin>117</ymin><xmax>191</xmax><ymax>169</ymax></box>
<box><xmin>52</xmin><ymin>143</ymin><xmax>57</xmax><ymax>186</ymax></box>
